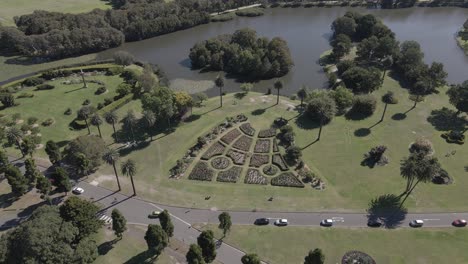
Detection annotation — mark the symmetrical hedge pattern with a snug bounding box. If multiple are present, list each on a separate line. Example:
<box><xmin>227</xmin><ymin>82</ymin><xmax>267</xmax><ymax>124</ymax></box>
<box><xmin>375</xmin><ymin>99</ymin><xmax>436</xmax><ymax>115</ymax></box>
<box><xmin>249</xmin><ymin>154</ymin><xmax>269</xmax><ymax>168</ymax></box>
<box><xmin>271</xmin><ymin>172</ymin><xmax>304</xmax><ymax>188</ymax></box>
<box><xmin>201</xmin><ymin>141</ymin><xmax>226</xmax><ymax>160</ymax></box>
<box><xmin>211</xmin><ymin>157</ymin><xmax>230</xmax><ymax>169</ymax></box>
<box><xmin>240</xmin><ymin>123</ymin><xmax>256</xmax><ymax>136</ymax></box>
<box><xmin>272</xmin><ymin>154</ymin><xmax>289</xmax><ymax>171</ymax></box>
<box><xmin>217</xmin><ymin>166</ymin><xmax>242</xmax><ymax>183</ymax></box>
<box><xmin>258</xmin><ymin>128</ymin><xmax>276</xmax><ymax>138</ymax></box>
<box><xmin>244</xmin><ymin>169</ymin><xmax>268</xmax><ymax>185</ymax></box>
<box><xmin>227</xmin><ymin>149</ymin><xmax>246</xmax><ymax>165</ymax></box>
<box><xmin>254</xmin><ymin>139</ymin><xmax>270</xmax><ymax>153</ymax></box>
<box><xmin>221</xmin><ymin>128</ymin><xmax>242</xmax><ymax>145</ymax></box>
<box><xmin>188</xmin><ymin>162</ymin><xmax>214</xmax><ymax>181</ymax></box>
<box><xmin>232</xmin><ymin>135</ymin><xmax>253</xmax><ymax>152</ymax></box>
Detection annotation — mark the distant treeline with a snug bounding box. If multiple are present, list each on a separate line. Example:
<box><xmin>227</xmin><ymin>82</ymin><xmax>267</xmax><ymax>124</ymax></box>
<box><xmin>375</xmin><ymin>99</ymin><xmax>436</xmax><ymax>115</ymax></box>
<box><xmin>0</xmin><ymin>0</ymin><xmax>257</xmax><ymax>59</ymax></box>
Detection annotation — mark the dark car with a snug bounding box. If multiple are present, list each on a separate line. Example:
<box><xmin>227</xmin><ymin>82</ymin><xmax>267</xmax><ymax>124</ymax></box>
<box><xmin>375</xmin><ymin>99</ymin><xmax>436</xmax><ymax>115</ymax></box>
<box><xmin>452</xmin><ymin>219</ymin><xmax>467</xmax><ymax>227</ymax></box>
<box><xmin>367</xmin><ymin>219</ymin><xmax>383</xmax><ymax>227</ymax></box>
<box><xmin>254</xmin><ymin>218</ymin><xmax>270</xmax><ymax>225</ymax></box>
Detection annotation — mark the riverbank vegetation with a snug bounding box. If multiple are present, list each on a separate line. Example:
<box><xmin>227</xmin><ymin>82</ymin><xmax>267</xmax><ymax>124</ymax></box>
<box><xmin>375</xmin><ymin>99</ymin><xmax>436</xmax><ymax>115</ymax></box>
<box><xmin>235</xmin><ymin>8</ymin><xmax>265</xmax><ymax>17</ymax></box>
<box><xmin>457</xmin><ymin>18</ymin><xmax>468</xmax><ymax>55</ymax></box>
<box><xmin>189</xmin><ymin>28</ymin><xmax>293</xmax><ymax>79</ymax></box>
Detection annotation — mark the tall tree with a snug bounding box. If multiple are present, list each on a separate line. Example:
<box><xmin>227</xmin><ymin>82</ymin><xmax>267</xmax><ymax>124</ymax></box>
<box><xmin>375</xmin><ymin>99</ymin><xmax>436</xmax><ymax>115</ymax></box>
<box><xmin>242</xmin><ymin>253</ymin><xmax>261</xmax><ymax>264</ymax></box>
<box><xmin>121</xmin><ymin>159</ymin><xmax>137</xmax><ymax>196</ymax></box>
<box><xmin>409</xmin><ymin>81</ymin><xmax>429</xmax><ymax>108</ymax></box>
<box><xmin>36</xmin><ymin>174</ymin><xmax>52</xmax><ymax>200</ymax></box>
<box><xmin>123</xmin><ymin>110</ymin><xmax>137</xmax><ymax>142</ymax></box>
<box><xmin>20</xmin><ymin>136</ymin><xmax>36</xmax><ymax>158</ymax></box>
<box><xmin>113</xmin><ymin>51</ymin><xmax>135</xmax><ymax>68</ymax></box>
<box><xmin>24</xmin><ymin>158</ymin><xmax>39</xmax><ymax>188</ymax></box>
<box><xmin>60</xmin><ymin>196</ymin><xmax>102</xmax><ymax>242</ymax></box>
<box><xmin>52</xmin><ymin>167</ymin><xmax>72</xmax><ymax>196</ymax></box>
<box><xmin>5</xmin><ymin>127</ymin><xmax>23</xmax><ymax>155</ymax></box>
<box><xmin>159</xmin><ymin>210</ymin><xmax>174</xmax><ymax>238</ymax></box>
<box><xmin>297</xmin><ymin>85</ymin><xmax>308</xmax><ymax>107</ymax></box>
<box><xmin>5</xmin><ymin>165</ymin><xmax>28</xmax><ymax>197</ymax></box>
<box><xmin>380</xmin><ymin>91</ymin><xmax>397</xmax><ymax>122</ymax></box>
<box><xmin>104</xmin><ymin>111</ymin><xmax>119</xmax><ymax>138</ymax></box>
<box><xmin>77</xmin><ymin>106</ymin><xmax>97</xmax><ymax>134</ymax></box>
<box><xmin>197</xmin><ymin>230</ymin><xmax>217</xmax><ymax>263</ymax></box>
<box><xmin>90</xmin><ymin>114</ymin><xmax>103</xmax><ymax>138</ymax></box>
<box><xmin>306</xmin><ymin>95</ymin><xmax>337</xmax><ymax>141</ymax></box>
<box><xmin>380</xmin><ymin>56</ymin><xmax>394</xmax><ymax>84</ymax></box>
<box><xmin>304</xmin><ymin>248</ymin><xmax>325</xmax><ymax>264</ymax></box>
<box><xmin>102</xmin><ymin>148</ymin><xmax>121</xmax><ymax>191</ymax></box>
<box><xmin>111</xmin><ymin>209</ymin><xmax>127</xmax><ymax>240</ymax></box>
<box><xmin>142</xmin><ymin>110</ymin><xmax>156</xmax><ymax>141</ymax></box>
<box><xmin>75</xmin><ymin>153</ymin><xmax>91</xmax><ymax>176</ymax></box>
<box><xmin>215</xmin><ymin>75</ymin><xmax>224</xmax><ymax>107</ymax></box>
<box><xmin>218</xmin><ymin>212</ymin><xmax>232</xmax><ymax>237</ymax></box>
<box><xmin>446</xmin><ymin>80</ymin><xmax>468</xmax><ymax>116</ymax></box>
<box><xmin>186</xmin><ymin>244</ymin><xmax>206</xmax><ymax>264</ymax></box>
<box><xmin>144</xmin><ymin>224</ymin><xmax>168</xmax><ymax>255</ymax></box>
<box><xmin>274</xmin><ymin>80</ymin><xmax>283</xmax><ymax>105</ymax></box>
<box><xmin>45</xmin><ymin>140</ymin><xmax>62</xmax><ymax>164</ymax></box>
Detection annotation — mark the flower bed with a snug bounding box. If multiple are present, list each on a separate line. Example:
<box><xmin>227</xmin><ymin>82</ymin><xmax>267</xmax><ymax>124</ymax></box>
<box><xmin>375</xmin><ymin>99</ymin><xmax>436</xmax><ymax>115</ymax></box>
<box><xmin>221</xmin><ymin>128</ymin><xmax>242</xmax><ymax>145</ymax></box>
<box><xmin>188</xmin><ymin>162</ymin><xmax>214</xmax><ymax>181</ymax></box>
<box><xmin>249</xmin><ymin>154</ymin><xmax>269</xmax><ymax>168</ymax></box>
<box><xmin>273</xmin><ymin>139</ymin><xmax>279</xmax><ymax>152</ymax></box>
<box><xmin>211</xmin><ymin>156</ymin><xmax>230</xmax><ymax>170</ymax></box>
<box><xmin>232</xmin><ymin>135</ymin><xmax>253</xmax><ymax>152</ymax></box>
<box><xmin>240</xmin><ymin>123</ymin><xmax>256</xmax><ymax>136</ymax></box>
<box><xmin>258</xmin><ymin>128</ymin><xmax>276</xmax><ymax>138</ymax></box>
<box><xmin>271</xmin><ymin>172</ymin><xmax>304</xmax><ymax>188</ymax></box>
<box><xmin>201</xmin><ymin>141</ymin><xmax>226</xmax><ymax>160</ymax></box>
<box><xmin>227</xmin><ymin>149</ymin><xmax>246</xmax><ymax>165</ymax></box>
<box><xmin>217</xmin><ymin>166</ymin><xmax>242</xmax><ymax>183</ymax></box>
<box><xmin>254</xmin><ymin>139</ymin><xmax>271</xmax><ymax>153</ymax></box>
<box><xmin>263</xmin><ymin>165</ymin><xmax>278</xmax><ymax>176</ymax></box>
<box><xmin>272</xmin><ymin>154</ymin><xmax>288</xmax><ymax>171</ymax></box>
<box><xmin>244</xmin><ymin>169</ymin><xmax>268</xmax><ymax>185</ymax></box>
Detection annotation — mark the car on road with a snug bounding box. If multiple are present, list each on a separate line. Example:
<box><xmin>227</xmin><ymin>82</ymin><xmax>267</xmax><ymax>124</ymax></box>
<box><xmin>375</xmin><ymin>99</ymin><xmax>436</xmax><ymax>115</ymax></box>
<box><xmin>367</xmin><ymin>219</ymin><xmax>383</xmax><ymax>227</ymax></box>
<box><xmin>452</xmin><ymin>219</ymin><xmax>467</xmax><ymax>227</ymax></box>
<box><xmin>148</xmin><ymin>210</ymin><xmax>161</xmax><ymax>219</ymax></box>
<box><xmin>254</xmin><ymin>218</ymin><xmax>270</xmax><ymax>225</ymax></box>
<box><xmin>320</xmin><ymin>219</ymin><xmax>333</xmax><ymax>227</ymax></box>
<box><xmin>274</xmin><ymin>219</ymin><xmax>288</xmax><ymax>226</ymax></box>
<box><xmin>72</xmin><ymin>187</ymin><xmax>84</xmax><ymax>195</ymax></box>
<box><xmin>409</xmin><ymin>219</ymin><xmax>424</xmax><ymax>227</ymax></box>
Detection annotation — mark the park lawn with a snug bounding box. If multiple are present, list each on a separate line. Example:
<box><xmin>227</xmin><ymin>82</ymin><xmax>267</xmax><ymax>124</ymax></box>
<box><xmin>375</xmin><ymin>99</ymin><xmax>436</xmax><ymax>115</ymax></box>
<box><xmin>200</xmin><ymin>224</ymin><xmax>468</xmax><ymax>264</ymax></box>
<box><xmin>94</xmin><ymin>224</ymin><xmax>179</xmax><ymax>264</ymax></box>
<box><xmin>0</xmin><ymin>0</ymin><xmax>110</xmax><ymax>26</ymax></box>
<box><xmin>90</xmin><ymin>71</ymin><xmax>467</xmax><ymax>212</ymax></box>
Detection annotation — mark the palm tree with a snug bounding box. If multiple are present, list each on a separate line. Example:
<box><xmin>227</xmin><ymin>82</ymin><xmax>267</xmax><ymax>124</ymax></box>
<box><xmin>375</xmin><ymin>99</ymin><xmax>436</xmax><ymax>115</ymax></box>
<box><xmin>380</xmin><ymin>91</ymin><xmax>397</xmax><ymax>122</ymax></box>
<box><xmin>274</xmin><ymin>80</ymin><xmax>283</xmax><ymax>105</ymax></box>
<box><xmin>381</xmin><ymin>56</ymin><xmax>393</xmax><ymax>85</ymax></box>
<box><xmin>104</xmin><ymin>111</ymin><xmax>119</xmax><ymax>136</ymax></box>
<box><xmin>142</xmin><ymin>110</ymin><xmax>156</xmax><ymax>141</ymax></box>
<box><xmin>306</xmin><ymin>96</ymin><xmax>336</xmax><ymax>141</ymax></box>
<box><xmin>123</xmin><ymin>110</ymin><xmax>137</xmax><ymax>142</ymax></box>
<box><xmin>102</xmin><ymin>148</ymin><xmax>121</xmax><ymax>191</ymax></box>
<box><xmin>77</xmin><ymin>106</ymin><xmax>96</xmax><ymax>134</ymax></box>
<box><xmin>121</xmin><ymin>159</ymin><xmax>137</xmax><ymax>196</ymax></box>
<box><xmin>6</xmin><ymin>127</ymin><xmax>23</xmax><ymax>155</ymax></box>
<box><xmin>90</xmin><ymin>114</ymin><xmax>103</xmax><ymax>138</ymax></box>
<box><xmin>215</xmin><ymin>75</ymin><xmax>224</xmax><ymax>107</ymax></box>
<box><xmin>297</xmin><ymin>85</ymin><xmax>308</xmax><ymax>107</ymax></box>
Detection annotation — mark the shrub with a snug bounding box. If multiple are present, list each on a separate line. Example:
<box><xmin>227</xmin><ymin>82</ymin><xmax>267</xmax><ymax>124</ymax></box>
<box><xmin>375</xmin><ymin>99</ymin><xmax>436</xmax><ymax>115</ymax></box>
<box><xmin>363</xmin><ymin>145</ymin><xmax>389</xmax><ymax>167</ymax></box>
<box><xmin>106</xmin><ymin>67</ymin><xmax>124</xmax><ymax>76</ymax></box>
<box><xmin>97</xmin><ymin>103</ymin><xmax>104</xmax><ymax>110</ymax></box>
<box><xmin>36</xmin><ymin>84</ymin><xmax>55</xmax><ymax>90</ymax></box>
<box><xmin>382</xmin><ymin>91</ymin><xmax>398</xmax><ymax>104</ymax></box>
<box><xmin>227</xmin><ymin>149</ymin><xmax>246</xmax><ymax>165</ymax></box>
<box><xmin>258</xmin><ymin>128</ymin><xmax>276</xmax><ymax>138</ymax></box>
<box><xmin>278</xmin><ymin>125</ymin><xmax>295</xmax><ymax>146</ymax></box>
<box><xmin>116</xmin><ymin>83</ymin><xmax>132</xmax><ymax>97</ymax></box>
<box><xmin>188</xmin><ymin>162</ymin><xmax>214</xmax><ymax>181</ymax></box>
<box><xmin>95</xmin><ymin>87</ymin><xmax>107</xmax><ymax>95</ymax></box>
<box><xmin>17</xmin><ymin>93</ymin><xmax>34</xmax><ymax>98</ymax></box>
<box><xmin>232</xmin><ymin>135</ymin><xmax>253</xmax><ymax>152</ymax></box>
<box><xmin>201</xmin><ymin>142</ymin><xmax>226</xmax><ymax>160</ymax></box>
<box><xmin>64</xmin><ymin>108</ymin><xmax>72</xmax><ymax>115</ymax></box>
<box><xmin>240</xmin><ymin>123</ymin><xmax>256</xmax><ymax>136</ymax></box>
<box><xmin>31</xmin><ymin>126</ymin><xmax>40</xmax><ymax>135</ymax></box>
<box><xmin>285</xmin><ymin>146</ymin><xmax>302</xmax><ymax>163</ymax></box>
<box><xmin>22</xmin><ymin>77</ymin><xmax>45</xmax><ymax>87</ymax></box>
<box><xmin>104</xmin><ymin>98</ymin><xmax>113</xmax><ymax>106</ymax></box>
<box><xmin>271</xmin><ymin>172</ymin><xmax>304</xmax><ymax>188</ymax></box>
<box><xmin>330</xmin><ymin>86</ymin><xmax>354</xmax><ymax>113</ymax></box>
<box><xmin>244</xmin><ymin>169</ymin><xmax>268</xmax><ymax>185</ymax></box>
<box><xmin>235</xmin><ymin>8</ymin><xmax>264</xmax><ymax>17</ymax></box>
<box><xmin>249</xmin><ymin>154</ymin><xmax>269</xmax><ymax>168</ymax></box>
<box><xmin>12</xmin><ymin>113</ymin><xmax>21</xmax><ymax>121</ymax></box>
<box><xmin>211</xmin><ymin>13</ymin><xmax>235</xmax><ymax>22</ymax></box>
<box><xmin>350</xmin><ymin>95</ymin><xmax>377</xmax><ymax>117</ymax></box>
<box><xmin>441</xmin><ymin>131</ymin><xmax>465</xmax><ymax>145</ymax></box>
<box><xmin>27</xmin><ymin>116</ymin><xmax>38</xmax><ymax>125</ymax></box>
<box><xmin>410</xmin><ymin>137</ymin><xmax>434</xmax><ymax>155</ymax></box>
<box><xmin>42</xmin><ymin>118</ymin><xmax>54</xmax><ymax>126</ymax></box>
<box><xmin>82</xmin><ymin>99</ymin><xmax>91</xmax><ymax>106</ymax></box>
<box><xmin>263</xmin><ymin>165</ymin><xmax>278</xmax><ymax>176</ymax></box>
<box><xmin>221</xmin><ymin>129</ymin><xmax>242</xmax><ymax>145</ymax></box>
<box><xmin>217</xmin><ymin>166</ymin><xmax>242</xmax><ymax>183</ymax></box>
<box><xmin>336</xmin><ymin>60</ymin><xmax>355</xmax><ymax>75</ymax></box>
<box><xmin>211</xmin><ymin>157</ymin><xmax>230</xmax><ymax>170</ymax></box>
<box><xmin>272</xmin><ymin>154</ymin><xmax>288</xmax><ymax>171</ymax></box>
<box><xmin>21</xmin><ymin>124</ymin><xmax>32</xmax><ymax>132</ymax></box>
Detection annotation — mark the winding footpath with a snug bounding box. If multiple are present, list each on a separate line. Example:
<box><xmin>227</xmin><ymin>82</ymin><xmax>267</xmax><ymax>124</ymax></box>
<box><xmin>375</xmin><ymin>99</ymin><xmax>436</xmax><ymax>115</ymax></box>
<box><xmin>2</xmin><ymin>158</ymin><xmax>468</xmax><ymax>264</ymax></box>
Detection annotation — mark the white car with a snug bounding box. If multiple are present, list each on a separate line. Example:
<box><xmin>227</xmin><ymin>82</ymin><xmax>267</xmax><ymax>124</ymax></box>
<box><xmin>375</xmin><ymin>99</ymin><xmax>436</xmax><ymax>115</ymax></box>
<box><xmin>410</xmin><ymin>219</ymin><xmax>424</xmax><ymax>227</ymax></box>
<box><xmin>320</xmin><ymin>219</ymin><xmax>333</xmax><ymax>227</ymax></box>
<box><xmin>72</xmin><ymin>187</ymin><xmax>84</xmax><ymax>195</ymax></box>
<box><xmin>274</xmin><ymin>219</ymin><xmax>288</xmax><ymax>226</ymax></box>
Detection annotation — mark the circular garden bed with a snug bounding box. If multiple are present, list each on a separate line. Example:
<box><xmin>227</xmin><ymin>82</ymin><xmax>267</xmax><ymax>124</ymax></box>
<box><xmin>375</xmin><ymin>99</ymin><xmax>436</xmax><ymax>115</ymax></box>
<box><xmin>342</xmin><ymin>251</ymin><xmax>376</xmax><ymax>264</ymax></box>
<box><xmin>211</xmin><ymin>156</ymin><xmax>231</xmax><ymax>170</ymax></box>
<box><xmin>262</xmin><ymin>165</ymin><xmax>279</xmax><ymax>176</ymax></box>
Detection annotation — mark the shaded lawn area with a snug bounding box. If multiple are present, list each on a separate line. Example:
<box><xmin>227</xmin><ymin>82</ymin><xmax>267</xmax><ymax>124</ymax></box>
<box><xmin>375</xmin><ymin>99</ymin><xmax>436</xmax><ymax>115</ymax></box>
<box><xmin>200</xmin><ymin>224</ymin><xmax>468</xmax><ymax>264</ymax></box>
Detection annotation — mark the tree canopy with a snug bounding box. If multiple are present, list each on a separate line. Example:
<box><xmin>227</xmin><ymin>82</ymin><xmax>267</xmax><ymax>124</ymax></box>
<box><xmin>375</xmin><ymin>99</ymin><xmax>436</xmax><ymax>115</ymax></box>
<box><xmin>197</xmin><ymin>230</ymin><xmax>217</xmax><ymax>263</ymax></box>
<box><xmin>60</xmin><ymin>196</ymin><xmax>103</xmax><ymax>242</ymax></box>
<box><xmin>144</xmin><ymin>224</ymin><xmax>168</xmax><ymax>255</ymax></box>
<box><xmin>446</xmin><ymin>80</ymin><xmax>468</xmax><ymax>115</ymax></box>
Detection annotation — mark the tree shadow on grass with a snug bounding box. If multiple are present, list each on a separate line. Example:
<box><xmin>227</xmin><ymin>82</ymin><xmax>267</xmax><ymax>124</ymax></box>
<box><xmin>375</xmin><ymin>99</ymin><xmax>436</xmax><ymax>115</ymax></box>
<box><xmin>391</xmin><ymin>113</ymin><xmax>407</xmax><ymax>121</ymax></box>
<box><xmin>354</xmin><ymin>128</ymin><xmax>371</xmax><ymax>137</ymax></box>
<box><xmin>427</xmin><ymin>107</ymin><xmax>467</xmax><ymax>131</ymax></box>
<box><xmin>184</xmin><ymin>114</ymin><xmax>201</xmax><ymax>123</ymax></box>
<box><xmin>98</xmin><ymin>239</ymin><xmax>118</xmax><ymax>256</ymax></box>
<box><xmin>367</xmin><ymin>194</ymin><xmax>407</xmax><ymax>229</ymax></box>
<box><xmin>295</xmin><ymin>114</ymin><xmax>319</xmax><ymax>130</ymax></box>
<box><xmin>252</xmin><ymin>108</ymin><xmax>266</xmax><ymax>116</ymax></box>
<box><xmin>124</xmin><ymin>250</ymin><xmax>159</xmax><ymax>264</ymax></box>
<box><xmin>345</xmin><ymin>110</ymin><xmax>373</xmax><ymax>121</ymax></box>
<box><xmin>0</xmin><ymin>192</ymin><xmax>17</xmax><ymax>209</ymax></box>
<box><xmin>234</xmin><ymin>93</ymin><xmax>246</xmax><ymax>100</ymax></box>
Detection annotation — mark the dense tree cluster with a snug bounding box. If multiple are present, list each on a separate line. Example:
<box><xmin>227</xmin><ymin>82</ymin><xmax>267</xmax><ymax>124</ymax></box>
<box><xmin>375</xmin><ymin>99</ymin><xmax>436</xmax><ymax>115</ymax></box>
<box><xmin>189</xmin><ymin>28</ymin><xmax>294</xmax><ymax>79</ymax></box>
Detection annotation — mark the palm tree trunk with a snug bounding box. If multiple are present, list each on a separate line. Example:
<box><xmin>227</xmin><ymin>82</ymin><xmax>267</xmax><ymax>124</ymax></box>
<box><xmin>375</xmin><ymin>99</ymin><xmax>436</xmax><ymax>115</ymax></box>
<box><xmin>381</xmin><ymin>69</ymin><xmax>387</xmax><ymax>84</ymax></box>
<box><xmin>84</xmin><ymin>119</ymin><xmax>90</xmax><ymax>134</ymax></box>
<box><xmin>380</xmin><ymin>103</ymin><xmax>388</xmax><ymax>122</ymax></box>
<box><xmin>97</xmin><ymin>125</ymin><xmax>102</xmax><ymax>138</ymax></box>
<box><xmin>412</xmin><ymin>95</ymin><xmax>420</xmax><ymax>109</ymax></box>
<box><xmin>130</xmin><ymin>175</ymin><xmax>137</xmax><ymax>196</ymax></box>
<box><xmin>130</xmin><ymin>126</ymin><xmax>135</xmax><ymax>142</ymax></box>
<box><xmin>276</xmin><ymin>89</ymin><xmax>279</xmax><ymax>105</ymax></box>
<box><xmin>219</xmin><ymin>87</ymin><xmax>223</xmax><ymax>107</ymax></box>
<box><xmin>112</xmin><ymin>161</ymin><xmax>121</xmax><ymax>191</ymax></box>
<box><xmin>317</xmin><ymin>120</ymin><xmax>323</xmax><ymax>141</ymax></box>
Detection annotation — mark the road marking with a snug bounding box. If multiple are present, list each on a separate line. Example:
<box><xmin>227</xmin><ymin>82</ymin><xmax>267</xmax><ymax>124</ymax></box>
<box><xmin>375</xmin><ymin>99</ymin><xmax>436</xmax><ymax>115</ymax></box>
<box><xmin>149</xmin><ymin>204</ymin><xmax>192</xmax><ymax>226</ymax></box>
<box><xmin>423</xmin><ymin>219</ymin><xmax>440</xmax><ymax>221</ymax></box>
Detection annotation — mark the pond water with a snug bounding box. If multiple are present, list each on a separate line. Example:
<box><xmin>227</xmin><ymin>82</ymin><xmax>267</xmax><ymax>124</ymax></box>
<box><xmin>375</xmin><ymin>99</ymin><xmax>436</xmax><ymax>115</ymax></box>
<box><xmin>98</xmin><ymin>7</ymin><xmax>468</xmax><ymax>96</ymax></box>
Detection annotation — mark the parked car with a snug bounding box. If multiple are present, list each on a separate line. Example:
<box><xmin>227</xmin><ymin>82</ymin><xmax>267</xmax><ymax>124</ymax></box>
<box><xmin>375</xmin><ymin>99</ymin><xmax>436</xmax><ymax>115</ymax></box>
<box><xmin>367</xmin><ymin>219</ymin><xmax>383</xmax><ymax>227</ymax></box>
<box><xmin>72</xmin><ymin>187</ymin><xmax>84</xmax><ymax>195</ymax></box>
<box><xmin>409</xmin><ymin>220</ymin><xmax>424</xmax><ymax>227</ymax></box>
<box><xmin>148</xmin><ymin>210</ymin><xmax>161</xmax><ymax>219</ymax></box>
<box><xmin>452</xmin><ymin>219</ymin><xmax>467</xmax><ymax>227</ymax></box>
<box><xmin>274</xmin><ymin>219</ymin><xmax>288</xmax><ymax>226</ymax></box>
<box><xmin>320</xmin><ymin>219</ymin><xmax>333</xmax><ymax>227</ymax></box>
<box><xmin>254</xmin><ymin>218</ymin><xmax>270</xmax><ymax>225</ymax></box>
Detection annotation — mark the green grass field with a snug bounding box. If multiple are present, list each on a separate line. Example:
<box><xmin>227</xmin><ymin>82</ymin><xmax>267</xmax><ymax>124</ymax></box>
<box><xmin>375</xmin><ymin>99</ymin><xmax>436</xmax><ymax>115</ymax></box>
<box><xmin>88</xmin><ymin>72</ymin><xmax>467</xmax><ymax>213</ymax></box>
<box><xmin>200</xmin><ymin>224</ymin><xmax>468</xmax><ymax>264</ymax></box>
<box><xmin>0</xmin><ymin>0</ymin><xmax>110</xmax><ymax>26</ymax></box>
